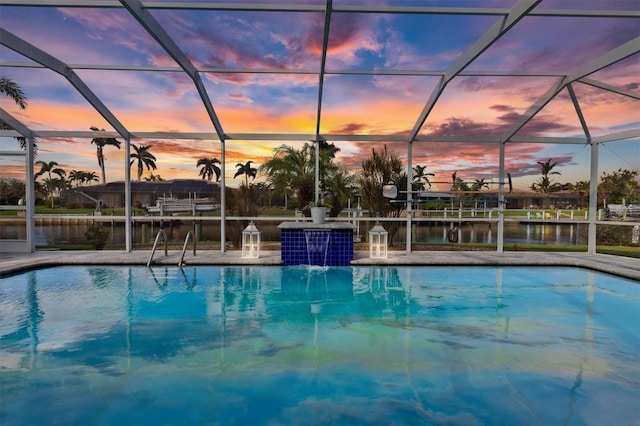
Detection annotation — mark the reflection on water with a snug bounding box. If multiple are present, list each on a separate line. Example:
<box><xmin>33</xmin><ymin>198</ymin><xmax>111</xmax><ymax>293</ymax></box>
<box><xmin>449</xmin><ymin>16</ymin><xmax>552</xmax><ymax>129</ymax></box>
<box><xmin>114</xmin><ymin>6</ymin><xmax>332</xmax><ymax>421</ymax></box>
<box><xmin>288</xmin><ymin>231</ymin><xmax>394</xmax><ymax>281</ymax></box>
<box><xmin>1</xmin><ymin>265</ymin><xmax>638</xmax><ymax>425</ymax></box>
<box><xmin>2</xmin><ymin>220</ymin><xmax>585</xmax><ymax>246</ymax></box>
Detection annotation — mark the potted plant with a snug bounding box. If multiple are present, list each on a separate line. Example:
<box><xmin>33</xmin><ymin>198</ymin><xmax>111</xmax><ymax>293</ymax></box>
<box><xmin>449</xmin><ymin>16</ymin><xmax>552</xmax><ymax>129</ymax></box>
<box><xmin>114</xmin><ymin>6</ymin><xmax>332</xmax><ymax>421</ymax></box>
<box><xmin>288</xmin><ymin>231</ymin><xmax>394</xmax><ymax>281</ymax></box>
<box><xmin>307</xmin><ymin>199</ymin><xmax>331</xmax><ymax>224</ymax></box>
<box><xmin>85</xmin><ymin>223</ymin><xmax>110</xmax><ymax>250</ymax></box>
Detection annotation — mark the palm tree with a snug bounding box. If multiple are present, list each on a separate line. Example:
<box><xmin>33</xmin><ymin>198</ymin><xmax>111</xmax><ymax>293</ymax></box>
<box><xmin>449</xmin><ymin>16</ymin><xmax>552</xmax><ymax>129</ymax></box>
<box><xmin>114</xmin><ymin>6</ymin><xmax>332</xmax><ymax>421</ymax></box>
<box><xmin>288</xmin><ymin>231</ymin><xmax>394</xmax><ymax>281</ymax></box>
<box><xmin>261</xmin><ymin>145</ymin><xmax>315</xmax><ymax>209</ymax></box>
<box><xmin>69</xmin><ymin>170</ymin><xmax>98</xmax><ymax>187</ymax></box>
<box><xmin>69</xmin><ymin>170</ymin><xmax>84</xmax><ymax>187</ymax></box>
<box><xmin>90</xmin><ymin>126</ymin><xmax>121</xmax><ymax>184</ymax></box>
<box><xmin>412</xmin><ymin>164</ymin><xmax>435</xmax><ymax>191</ymax></box>
<box><xmin>197</xmin><ymin>157</ymin><xmax>221</xmax><ymax>182</ymax></box>
<box><xmin>570</xmin><ymin>180</ymin><xmax>590</xmax><ymax>208</ymax></box>
<box><xmin>357</xmin><ymin>146</ymin><xmax>407</xmax><ymax>244</ymax></box>
<box><xmin>144</xmin><ymin>173</ymin><xmax>164</xmax><ymax>182</ymax></box>
<box><xmin>234</xmin><ymin>160</ymin><xmax>258</xmax><ymax>187</ymax></box>
<box><xmin>530</xmin><ymin>158</ymin><xmax>561</xmax><ymax>193</ymax></box>
<box><xmin>0</xmin><ymin>76</ymin><xmax>37</xmax><ymax>152</ymax></box>
<box><xmin>0</xmin><ymin>76</ymin><xmax>27</xmax><ymax>109</ymax></box>
<box><xmin>85</xmin><ymin>171</ymin><xmax>99</xmax><ymax>185</ymax></box>
<box><xmin>470</xmin><ymin>178</ymin><xmax>489</xmax><ymax>192</ymax></box>
<box><xmin>324</xmin><ymin>170</ymin><xmax>355</xmax><ymax>216</ymax></box>
<box><xmin>35</xmin><ymin>160</ymin><xmax>66</xmax><ymax>208</ymax></box>
<box><xmin>130</xmin><ymin>144</ymin><xmax>157</xmax><ymax>181</ymax></box>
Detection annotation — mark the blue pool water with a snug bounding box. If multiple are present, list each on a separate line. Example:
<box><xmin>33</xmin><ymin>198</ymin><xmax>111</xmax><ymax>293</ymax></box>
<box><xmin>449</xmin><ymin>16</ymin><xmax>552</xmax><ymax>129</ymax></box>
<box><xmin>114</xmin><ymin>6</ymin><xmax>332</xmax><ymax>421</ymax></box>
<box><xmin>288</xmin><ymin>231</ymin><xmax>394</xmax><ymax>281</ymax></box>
<box><xmin>1</xmin><ymin>265</ymin><xmax>638</xmax><ymax>425</ymax></box>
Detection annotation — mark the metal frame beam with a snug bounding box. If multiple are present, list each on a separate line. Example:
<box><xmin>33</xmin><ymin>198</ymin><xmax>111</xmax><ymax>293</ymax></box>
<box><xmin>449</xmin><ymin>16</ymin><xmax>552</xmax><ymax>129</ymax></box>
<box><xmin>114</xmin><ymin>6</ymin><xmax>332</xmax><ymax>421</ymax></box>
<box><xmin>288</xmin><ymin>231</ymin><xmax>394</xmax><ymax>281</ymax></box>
<box><xmin>4</xmin><ymin>1</ymin><xmax>638</xmax><ymax>18</ymax></box>
<box><xmin>119</xmin><ymin>0</ymin><xmax>226</xmax><ymax>141</ymax></box>
<box><xmin>0</xmin><ymin>28</ymin><xmax>129</xmax><ymax>139</ymax></box>
<box><xmin>501</xmin><ymin>36</ymin><xmax>640</xmax><ymax>143</ymax></box>
<box><xmin>408</xmin><ymin>0</ymin><xmax>543</xmax><ymax>142</ymax></box>
<box><xmin>567</xmin><ymin>83</ymin><xmax>591</xmax><ymax>141</ymax></box>
<box><xmin>579</xmin><ymin>77</ymin><xmax>640</xmax><ymax>101</ymax></box>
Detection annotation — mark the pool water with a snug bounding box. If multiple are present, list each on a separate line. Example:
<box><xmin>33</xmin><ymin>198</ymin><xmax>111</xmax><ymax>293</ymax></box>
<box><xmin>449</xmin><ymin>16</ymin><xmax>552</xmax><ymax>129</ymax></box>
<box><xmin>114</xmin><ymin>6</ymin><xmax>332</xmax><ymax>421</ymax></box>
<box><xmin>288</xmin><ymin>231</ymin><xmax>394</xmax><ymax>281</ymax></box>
<box><xmin>1</xmin><ymin>266</ymin><xmax>638</xmax><ymax>425</ymax></box>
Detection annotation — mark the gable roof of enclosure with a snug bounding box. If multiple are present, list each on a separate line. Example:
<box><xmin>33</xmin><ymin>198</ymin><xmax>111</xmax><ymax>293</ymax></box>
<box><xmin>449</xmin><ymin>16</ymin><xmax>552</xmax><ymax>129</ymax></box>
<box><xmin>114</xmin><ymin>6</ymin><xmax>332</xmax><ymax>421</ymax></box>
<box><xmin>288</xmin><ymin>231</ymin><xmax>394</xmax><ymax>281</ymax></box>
<box><xmin>0</xmin><ymin>0</ymin><xmax>638</xmax><ymax>146</ymax></box>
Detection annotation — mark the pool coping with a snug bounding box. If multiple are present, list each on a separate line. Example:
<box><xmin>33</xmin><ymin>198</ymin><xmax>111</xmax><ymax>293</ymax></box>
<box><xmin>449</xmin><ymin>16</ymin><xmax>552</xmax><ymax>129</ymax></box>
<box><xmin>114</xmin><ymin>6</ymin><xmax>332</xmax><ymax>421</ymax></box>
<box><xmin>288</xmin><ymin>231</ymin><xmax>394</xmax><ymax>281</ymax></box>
<box><xmin>1</xmin><ymin>250</ymin><xmax>638</xmax><ymax>280</ymax></box>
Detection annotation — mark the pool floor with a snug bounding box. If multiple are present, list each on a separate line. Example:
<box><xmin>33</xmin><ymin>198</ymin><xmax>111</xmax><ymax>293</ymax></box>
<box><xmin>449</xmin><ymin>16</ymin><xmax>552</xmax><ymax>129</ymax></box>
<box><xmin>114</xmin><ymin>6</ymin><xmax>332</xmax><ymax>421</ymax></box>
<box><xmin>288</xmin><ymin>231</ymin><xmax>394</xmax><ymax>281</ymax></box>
<box><xmin>1</xmin><ymin>265</ymin><xmax>638</xmax><ymax>425</ymax></box>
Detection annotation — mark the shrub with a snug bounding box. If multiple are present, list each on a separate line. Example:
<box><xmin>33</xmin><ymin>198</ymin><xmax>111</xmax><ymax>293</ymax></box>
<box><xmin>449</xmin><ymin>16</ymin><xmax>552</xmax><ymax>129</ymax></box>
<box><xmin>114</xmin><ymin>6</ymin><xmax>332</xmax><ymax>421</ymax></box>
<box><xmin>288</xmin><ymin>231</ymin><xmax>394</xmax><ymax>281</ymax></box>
<box><xmin>84</xmin><ymin>223</ymin><xmax>110</xmax><ymax>250</ymax></box>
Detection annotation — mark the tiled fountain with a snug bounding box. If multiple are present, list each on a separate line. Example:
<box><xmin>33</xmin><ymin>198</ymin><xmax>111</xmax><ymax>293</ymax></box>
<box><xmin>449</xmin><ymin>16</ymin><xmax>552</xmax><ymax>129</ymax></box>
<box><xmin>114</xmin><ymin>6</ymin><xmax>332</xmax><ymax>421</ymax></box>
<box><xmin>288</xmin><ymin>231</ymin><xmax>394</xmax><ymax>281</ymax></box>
<box><xmin>278</xmin><ymin>222</ymin><xmax>354</xmax><ymax>266</ymax></box>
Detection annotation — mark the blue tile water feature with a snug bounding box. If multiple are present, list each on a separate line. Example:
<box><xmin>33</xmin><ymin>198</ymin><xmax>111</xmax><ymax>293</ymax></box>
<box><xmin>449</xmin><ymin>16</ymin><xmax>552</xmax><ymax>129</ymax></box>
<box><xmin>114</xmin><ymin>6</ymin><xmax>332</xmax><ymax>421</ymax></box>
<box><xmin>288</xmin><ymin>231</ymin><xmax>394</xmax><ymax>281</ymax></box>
<box><xmin>279</xmin><ymin>222</ymin><xmax>354</xmax><ymax>266</ymax></box>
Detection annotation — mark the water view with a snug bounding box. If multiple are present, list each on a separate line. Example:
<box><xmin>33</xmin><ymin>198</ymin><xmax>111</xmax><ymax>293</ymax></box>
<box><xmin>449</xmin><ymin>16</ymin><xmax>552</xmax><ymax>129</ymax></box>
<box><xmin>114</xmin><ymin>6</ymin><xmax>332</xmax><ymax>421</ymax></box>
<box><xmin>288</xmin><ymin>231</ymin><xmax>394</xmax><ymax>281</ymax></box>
<box><xmin>1</xmin><ymin>220</ymin><xmax>586</xmax><ymax>247</ymax></box>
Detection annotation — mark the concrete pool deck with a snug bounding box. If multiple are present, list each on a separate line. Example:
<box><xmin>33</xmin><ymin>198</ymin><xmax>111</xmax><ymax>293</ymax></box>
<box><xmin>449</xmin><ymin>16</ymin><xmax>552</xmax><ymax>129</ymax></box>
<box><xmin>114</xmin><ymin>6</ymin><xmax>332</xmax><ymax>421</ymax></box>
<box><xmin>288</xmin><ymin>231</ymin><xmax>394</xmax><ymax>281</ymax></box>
<box><xmin>1</xmin><ymin>250</ymin><xmax>638</xmax><ymax>280</ymax></box>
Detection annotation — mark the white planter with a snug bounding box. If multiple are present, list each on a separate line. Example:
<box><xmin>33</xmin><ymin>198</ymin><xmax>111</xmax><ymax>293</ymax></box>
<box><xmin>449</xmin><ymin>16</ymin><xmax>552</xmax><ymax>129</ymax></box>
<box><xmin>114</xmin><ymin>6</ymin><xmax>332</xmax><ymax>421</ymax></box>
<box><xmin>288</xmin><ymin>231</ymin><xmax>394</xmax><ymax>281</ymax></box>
<box><xmin>310</xmin><ymin>207</ymin><xmax>327</xmax><ymax>224</ymax></box>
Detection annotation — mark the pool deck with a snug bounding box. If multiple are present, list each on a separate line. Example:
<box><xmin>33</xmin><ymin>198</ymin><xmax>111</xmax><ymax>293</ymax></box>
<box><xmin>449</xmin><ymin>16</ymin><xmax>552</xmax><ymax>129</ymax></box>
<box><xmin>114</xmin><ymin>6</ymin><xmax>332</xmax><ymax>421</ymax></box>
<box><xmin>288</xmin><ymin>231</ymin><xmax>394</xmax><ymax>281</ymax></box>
<box><xmin>1</xmin><ymin>250</ymin><xmax>638</xmax><ymax>280</ymax></box>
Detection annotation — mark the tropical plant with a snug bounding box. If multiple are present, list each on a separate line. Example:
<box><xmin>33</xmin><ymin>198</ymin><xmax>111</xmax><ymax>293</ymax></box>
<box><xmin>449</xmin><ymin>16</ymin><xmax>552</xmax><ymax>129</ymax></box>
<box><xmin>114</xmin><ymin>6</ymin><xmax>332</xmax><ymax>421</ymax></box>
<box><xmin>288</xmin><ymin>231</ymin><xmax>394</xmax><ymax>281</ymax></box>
<box><xmin>570</xmin><ymin>180</ymin><xmax>590</xmax><ymax>208</ymax></box>
<box><xmin>85</xmin><ymin>171</ymin><xmax>99</xmax><ymax>185</ymax></box>
<box><xmin>261</xmin><ymin>142</ymin><xmax>346</xmax><ymax>212</ymax></box>
<box><xmin>84</xmin><ymin>222</ymin><xmax>110</xmax><ymax>250</ymax></box>
<box><xmin>144</xmin><ymin>173</ymin><xmax>164</xmax><ymax>182</ymax></box>
<box><xmin>412</xmin><ymin>164</ymin><xmax>435</xmax><ymax>191</ymax></box>
<box><xmin>0</xmin><ymin>76</ymin><xmax>27</xmax><ymax>109</ymax></box>
<box><xmin>530</xmin><ymin>158</ymin><xmax>562</xmax><ymax>193</ymax></box>
<box><xmin>90</xmin><ymin>126</ymin><xmax>121</xmax><ymax>184</ymax></box>
<box><xmin>268</xmin><ymin>171</ymin><xmax>291</xmax><ymax>208</ymax></box>
<box><xmin>234</xmin><ymin>160</ymin><xmax>258</xmax><ymax>187</ymax></box>
<box><xmin>69</xmin><ymin>170</ymin><xmax>99</xmax><ymax>187</ymax></box>
<box><xmin>470</xmin><ymin>178</ymin><xmax>489</xmax><ymax>192</ymax></box>
<box><xmin>196</xmin><ymin>157</ymin><xmax>221</xmax><ymax>182</ymax></box>
<box><xmin>324</xmin><ymin>170</ymin><xmax>355</xmax><ymax>216</ymax></box>
<box><xmin>0</xmin><ymin>76</ymin><xmax>38</xmax><ymax>152</ymax></box>
<box><xmin>225</xmin><ymin>185</ymin><xmax>259</xmax><ymax>248</ymax></box>
<box><xmin>261</xmin><ymin>144</ymin><xmax>315</xmax><ymax>210</ymax></box>
<box><xmin>0</xmin><ymin>177</ymin><xmax>26</xmax><ymax>205</ymax></box>
<box><xmin>130</xmin><ymin>144</ymin><xmax>157</xmax><ymax>181</ymax></box>
<box><xmin>35</xmin><ymin>160</ymin><xmax>66</xmax><ymax>207</ymax></box>
<box><xmin>598</xmin><ymin>168</ymin><xmax>639</xmax><ymax>205</ymax></box>
<box><xmin>450</xmin><ymin>171</ymin><xmax>469</xmax><ymax>192</ymax></box>
<box><xmin>357</xmin><ymin>146</ymin><xmax>407</xmax><ymax>245</ymax></box>
<box><xmin>68</xmin><ymin>170</ymin><xmax>84</xmax><ymax>187</ymax></box>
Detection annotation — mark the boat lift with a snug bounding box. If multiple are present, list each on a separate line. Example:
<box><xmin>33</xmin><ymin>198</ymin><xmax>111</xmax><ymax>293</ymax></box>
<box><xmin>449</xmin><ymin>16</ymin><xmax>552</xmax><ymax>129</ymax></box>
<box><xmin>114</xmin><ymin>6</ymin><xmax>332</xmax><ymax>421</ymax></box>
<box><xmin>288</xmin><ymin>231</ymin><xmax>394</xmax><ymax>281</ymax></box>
<box><xmin>383</xmin><ymin>173</ymin><xmax>512</xmax><ymax>206</ymax></box>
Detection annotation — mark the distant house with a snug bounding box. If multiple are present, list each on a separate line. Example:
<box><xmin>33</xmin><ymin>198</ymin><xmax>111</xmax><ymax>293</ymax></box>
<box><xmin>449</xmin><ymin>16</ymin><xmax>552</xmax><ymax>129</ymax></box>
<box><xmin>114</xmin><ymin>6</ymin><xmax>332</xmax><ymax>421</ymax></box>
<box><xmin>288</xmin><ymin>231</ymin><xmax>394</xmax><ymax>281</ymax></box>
<box><xmin>61</xmin><ymin>179</ymin><xmax>221</xmax><ymax>209</ymax></box>
<box><xmin>506</xmin><ymin>191</ymin><xmax>585</xmax><ymax>210</ymax></box>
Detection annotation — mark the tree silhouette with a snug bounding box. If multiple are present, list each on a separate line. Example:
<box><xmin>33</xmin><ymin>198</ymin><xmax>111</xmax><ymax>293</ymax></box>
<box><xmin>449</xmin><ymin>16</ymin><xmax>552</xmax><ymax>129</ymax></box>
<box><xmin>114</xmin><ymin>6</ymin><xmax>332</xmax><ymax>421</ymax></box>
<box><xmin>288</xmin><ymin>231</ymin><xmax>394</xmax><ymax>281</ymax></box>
<box><xmin>530</xmin><ymin>159</ymin><xmax>561</xmax><ymax>193</ymax></box>
<box><xmin>261</xmin><ymin>145</ymin><xmax>314</xmax><ymax>209</ymax></box>
<box><xmin>471</xmin><ymin>178</ymin><xmax>489</xmax><ymax>192</ymax></box>
<box><xmin>130</xmin><ymin>144</ymin><xmax>157</xmax><ymax>181</ymax></box>
<box><xmin>144</xmin><ymin>173</ymin><xmax>164</xmax><ymax>182</ymax></box>
<box><xmin>90</xmin><ymin>126</ymin><xmax>121</xmax><ymax>184</ymax></box>
<box><xmin>357</xmin><ymin>146</ymin><xmax>407</xmax><ymax>244</ymax></box>
<box><xmin>0</xmin><ymin>76</ymin><xmax>38</xmax><ymax>152</ymax></box>
<box><xmin>35</xmin><ymin>160</ymin><xmax>66</xmax><ymax>208</ymax></box>
<box><xmin>234</xmin><ymin>160</ymin><xmax>258</xmax><ymax>187</ymax></box>
<box><xmin>412</xmin><ymin>164</ymin><xmax>435</xmax><ymax>191</ymax></box>
<box><xmin>197</xmin><ymin>157</ymin><xmax>221</xmax><ymax>182</ymax></box>
<box><xmin>0</xmin><ymin>76</ymin><xmax>27</xmax><ymax>109</ymax></box>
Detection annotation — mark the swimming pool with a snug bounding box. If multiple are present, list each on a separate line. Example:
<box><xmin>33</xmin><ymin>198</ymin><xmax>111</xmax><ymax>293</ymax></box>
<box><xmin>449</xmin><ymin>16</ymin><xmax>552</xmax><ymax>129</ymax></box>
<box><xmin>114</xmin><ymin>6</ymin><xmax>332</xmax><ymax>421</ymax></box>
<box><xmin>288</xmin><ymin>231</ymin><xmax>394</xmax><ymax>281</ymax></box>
<box><xmin>1</xmin><ymin>265</ymin><xmax>638</xmax><ymax>425</ymax></box>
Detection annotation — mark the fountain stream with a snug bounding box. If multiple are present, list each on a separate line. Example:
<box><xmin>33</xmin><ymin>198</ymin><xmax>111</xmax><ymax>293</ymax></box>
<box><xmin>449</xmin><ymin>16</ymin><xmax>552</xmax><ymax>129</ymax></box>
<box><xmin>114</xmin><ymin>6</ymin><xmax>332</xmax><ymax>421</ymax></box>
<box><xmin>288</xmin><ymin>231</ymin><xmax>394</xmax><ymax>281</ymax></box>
<box><xmin>304</xmin><ymin>230</ymin><xmax>331</xmax><ymax>266</ymax></box>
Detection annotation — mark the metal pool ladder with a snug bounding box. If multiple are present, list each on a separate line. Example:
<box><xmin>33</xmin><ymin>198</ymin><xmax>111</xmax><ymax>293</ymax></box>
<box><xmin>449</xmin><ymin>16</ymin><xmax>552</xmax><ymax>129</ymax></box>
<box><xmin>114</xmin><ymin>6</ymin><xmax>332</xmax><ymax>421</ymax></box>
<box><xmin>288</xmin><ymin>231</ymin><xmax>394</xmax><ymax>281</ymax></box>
<box><xmin>178</xmin><ymin>231</ymin><xmax>196</xmax><ymax>268</ymax></box>
<box><xmin>147</xmin><ymin>229</ymin><xmax>168</xmax><ymax>267</ymax></box>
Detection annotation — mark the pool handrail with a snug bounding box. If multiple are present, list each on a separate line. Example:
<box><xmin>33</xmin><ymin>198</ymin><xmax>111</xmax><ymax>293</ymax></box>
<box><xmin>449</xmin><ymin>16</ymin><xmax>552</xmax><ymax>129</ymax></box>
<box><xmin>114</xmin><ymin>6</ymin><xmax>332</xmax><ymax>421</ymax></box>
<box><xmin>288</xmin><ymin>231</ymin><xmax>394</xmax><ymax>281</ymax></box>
<box><xmin>178</xmin><ymin>230</ymin><xmax>196</xmax><ymax>268</ymax></box>
<box><xmin>147</xmin><ymin>229</ymin><xmax>168</xmax><ymax>267</ymax></box>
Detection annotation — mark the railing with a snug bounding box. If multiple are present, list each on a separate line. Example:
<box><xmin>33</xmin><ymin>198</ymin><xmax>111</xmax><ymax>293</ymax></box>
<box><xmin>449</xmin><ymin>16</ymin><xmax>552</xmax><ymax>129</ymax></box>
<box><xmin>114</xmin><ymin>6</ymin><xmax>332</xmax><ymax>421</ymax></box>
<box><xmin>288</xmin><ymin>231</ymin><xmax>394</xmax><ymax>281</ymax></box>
<box><xmin>147</xmin><ymin>229</ymin><xmax>168</xmax><ymax>267</ymax></box>
<box><xmin>178</xmin><ymin>230</ymin><xmax>196</xmax><ymax>268</ymax></box>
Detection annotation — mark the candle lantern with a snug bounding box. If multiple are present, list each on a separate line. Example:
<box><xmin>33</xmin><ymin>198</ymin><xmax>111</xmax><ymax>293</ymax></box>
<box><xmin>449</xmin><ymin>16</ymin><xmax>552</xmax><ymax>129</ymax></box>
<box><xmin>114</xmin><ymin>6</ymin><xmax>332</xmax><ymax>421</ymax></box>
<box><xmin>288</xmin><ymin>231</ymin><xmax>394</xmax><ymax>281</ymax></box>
<box><xmin>242</xmin><ymin>221</ymin><xmax>260</xmax><ymax>258</ymax></box>
<box><xmin>369</xmin><ymin>223</ymin><xmax>388</xmax><ymax>259</ymax></box>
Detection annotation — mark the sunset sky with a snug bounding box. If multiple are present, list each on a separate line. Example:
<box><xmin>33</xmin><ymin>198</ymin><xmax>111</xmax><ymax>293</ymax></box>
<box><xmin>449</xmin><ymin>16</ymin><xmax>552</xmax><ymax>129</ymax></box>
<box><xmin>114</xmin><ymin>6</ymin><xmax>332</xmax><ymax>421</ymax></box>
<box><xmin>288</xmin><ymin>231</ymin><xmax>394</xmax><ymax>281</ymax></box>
<box><xmin>0</xmin><ymin>1</ymin><xmax>638</xmax><ymax>191</ymax></box>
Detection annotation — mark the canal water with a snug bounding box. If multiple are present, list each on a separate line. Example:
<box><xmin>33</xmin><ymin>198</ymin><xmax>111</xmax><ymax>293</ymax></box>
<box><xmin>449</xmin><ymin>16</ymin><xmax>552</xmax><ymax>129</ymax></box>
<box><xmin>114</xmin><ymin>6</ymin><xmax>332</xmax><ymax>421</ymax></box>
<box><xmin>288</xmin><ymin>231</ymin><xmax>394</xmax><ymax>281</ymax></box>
<box><xmin>1</xmin><ymin>219</ymin><xmax>586</xmax><ymax>247</ymax></box>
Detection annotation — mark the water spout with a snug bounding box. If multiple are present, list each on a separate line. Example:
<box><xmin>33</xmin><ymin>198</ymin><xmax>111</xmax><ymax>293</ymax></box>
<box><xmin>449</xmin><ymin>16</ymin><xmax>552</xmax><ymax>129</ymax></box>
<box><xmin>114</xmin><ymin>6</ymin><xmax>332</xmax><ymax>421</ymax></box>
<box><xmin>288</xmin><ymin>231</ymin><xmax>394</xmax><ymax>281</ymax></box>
<box><xmin>304</xmin><ymin>230</ymin><xmax>330</xmax><ymax>266</ymax></box>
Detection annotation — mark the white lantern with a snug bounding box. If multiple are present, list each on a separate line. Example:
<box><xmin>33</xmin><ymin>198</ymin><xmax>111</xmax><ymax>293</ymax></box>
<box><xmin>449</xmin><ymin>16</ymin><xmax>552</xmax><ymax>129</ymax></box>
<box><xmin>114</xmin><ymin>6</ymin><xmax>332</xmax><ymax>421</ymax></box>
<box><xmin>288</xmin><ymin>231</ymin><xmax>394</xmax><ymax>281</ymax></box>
<box><xmin>242</xmin><ymin>222</ymin><xmax>260</xmax><ymax>258</ymax></box>
<box><xmin>369</xmin><ymin>223</ymin><xmax>388</xmax><ymax>259</ymax></box>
